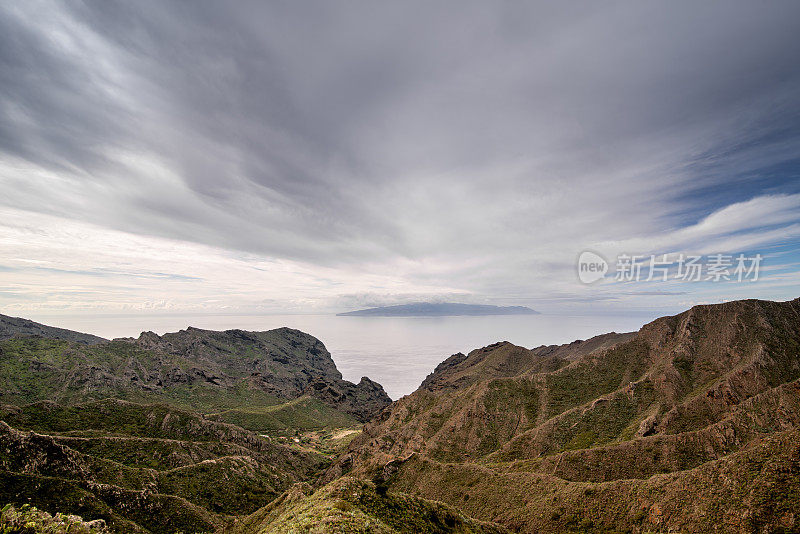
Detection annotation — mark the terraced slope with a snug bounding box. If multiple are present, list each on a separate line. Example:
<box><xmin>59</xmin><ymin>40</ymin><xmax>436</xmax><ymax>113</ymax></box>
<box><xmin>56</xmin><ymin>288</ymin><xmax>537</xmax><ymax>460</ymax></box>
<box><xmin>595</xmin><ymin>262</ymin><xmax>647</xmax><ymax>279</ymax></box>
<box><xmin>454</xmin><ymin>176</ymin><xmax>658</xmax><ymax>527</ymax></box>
<box><xmin>0</xmin><ymin>400</ymin><xmax>327</xmax><ymax>533</ymax></box>
<box><xmin>333</xmin><ymin>298</ymin><xmax>800</xmax><ymax>533</ymax></box>
<box><xmin>386</xmin><ymin>427</ymin><xmax>800</xmax><ymax>533</ymax></box>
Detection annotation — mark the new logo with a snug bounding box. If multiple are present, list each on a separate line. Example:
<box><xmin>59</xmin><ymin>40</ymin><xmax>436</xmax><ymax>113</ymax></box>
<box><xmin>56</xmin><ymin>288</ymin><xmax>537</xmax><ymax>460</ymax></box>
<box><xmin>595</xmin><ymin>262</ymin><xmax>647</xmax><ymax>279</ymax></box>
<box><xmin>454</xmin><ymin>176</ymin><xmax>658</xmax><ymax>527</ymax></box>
<box><xmin>577</xmin><ymin>251</ymin><xmax>608</xmax><ymax>284</ymax></box>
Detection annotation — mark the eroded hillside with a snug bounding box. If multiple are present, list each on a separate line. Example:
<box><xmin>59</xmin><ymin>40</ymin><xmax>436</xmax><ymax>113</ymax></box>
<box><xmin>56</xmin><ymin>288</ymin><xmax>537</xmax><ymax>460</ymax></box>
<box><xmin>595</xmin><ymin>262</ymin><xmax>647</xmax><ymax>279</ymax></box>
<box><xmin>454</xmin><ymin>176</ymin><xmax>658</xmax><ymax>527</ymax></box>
<box><xmin>331</xmin><ymin>298</ymin><xmax>800</xmax><ymax>533</ymax></box>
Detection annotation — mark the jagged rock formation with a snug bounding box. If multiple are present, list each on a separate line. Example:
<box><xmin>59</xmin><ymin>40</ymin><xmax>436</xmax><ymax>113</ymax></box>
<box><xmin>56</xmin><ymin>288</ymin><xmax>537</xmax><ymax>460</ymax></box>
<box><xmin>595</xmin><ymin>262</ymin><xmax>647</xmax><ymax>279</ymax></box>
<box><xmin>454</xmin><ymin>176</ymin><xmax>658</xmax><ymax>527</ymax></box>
<box><xmin>0</xmin><ymin>321</ymin><xmax>390</xmax><ymax>424</ymax></box>
<box><xmin>0</xmin><ymin>313</ymin><xmax>107</xmax><ymax>345</ymax></box>
<box><xmin>304</xmin><ymin>376</ymin><xmax>390</xmax><ymax>422</ymax></box>
<box><xmin>332</xmin><ymin>298</ymin><xmax>800</xmax><ymax>533</ymax></box>
<box><xmin>126</xmin><ymin>327</ymin><xmax>341</xmax><ymax>397</ymax></box>
<box><xmin>125</xmin><ymin>326</ymin><xmax>392</xmax><ymax>420</ymax></box>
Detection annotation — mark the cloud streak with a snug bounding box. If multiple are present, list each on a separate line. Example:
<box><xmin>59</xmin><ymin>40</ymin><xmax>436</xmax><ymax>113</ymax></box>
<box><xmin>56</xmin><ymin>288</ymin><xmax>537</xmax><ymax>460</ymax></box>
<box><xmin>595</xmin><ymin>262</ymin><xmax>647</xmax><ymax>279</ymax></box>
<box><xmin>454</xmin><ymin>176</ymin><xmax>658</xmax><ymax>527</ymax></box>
<box><xmin>1</xmin><ymin>1</ymin><xmax>799</xmax><ymax>315</ymax></box>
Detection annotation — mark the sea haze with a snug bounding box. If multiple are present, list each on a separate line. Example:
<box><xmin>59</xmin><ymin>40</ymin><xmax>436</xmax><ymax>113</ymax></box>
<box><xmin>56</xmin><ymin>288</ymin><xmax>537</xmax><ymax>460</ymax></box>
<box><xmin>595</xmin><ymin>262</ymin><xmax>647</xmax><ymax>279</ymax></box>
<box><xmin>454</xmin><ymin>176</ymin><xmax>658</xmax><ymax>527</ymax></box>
<box><xmin>337</xmin><ymin>302</ymin><xmax>540</xmax><ymax>316</ymax></box>
<box><xmin>27</xmin><ymin>313</ymin><xmax>656</xmax><ymax>399</ymax></box>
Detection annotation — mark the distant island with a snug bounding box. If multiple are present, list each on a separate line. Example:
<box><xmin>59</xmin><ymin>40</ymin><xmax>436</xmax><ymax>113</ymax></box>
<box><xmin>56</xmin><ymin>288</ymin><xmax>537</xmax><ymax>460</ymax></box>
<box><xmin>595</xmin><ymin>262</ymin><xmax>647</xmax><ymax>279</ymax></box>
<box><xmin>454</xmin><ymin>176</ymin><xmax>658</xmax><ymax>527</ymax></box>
<box><xmin>337</xmin><ymin>302</ymin><xmax>540</xmax><ymax>317</ymax></box>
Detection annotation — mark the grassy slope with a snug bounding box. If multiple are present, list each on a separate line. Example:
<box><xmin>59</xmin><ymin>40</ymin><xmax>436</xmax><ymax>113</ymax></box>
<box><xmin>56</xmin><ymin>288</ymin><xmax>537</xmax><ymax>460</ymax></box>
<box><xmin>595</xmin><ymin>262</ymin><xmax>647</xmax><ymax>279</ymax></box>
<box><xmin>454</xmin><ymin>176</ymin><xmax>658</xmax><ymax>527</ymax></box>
<box><xmin>223</xmin><ymin>477</ymin><xmax>510</xmax><ymax>534</ymax></box>
<box><xmin>207</xmin><ymin>395</ymin><xmax>359</xmax><ymax>434</ymax></box>
<box><xmin>388</xmin><ymin>428</ymin><xmax>800</xmax><ymax>533</ymax></box>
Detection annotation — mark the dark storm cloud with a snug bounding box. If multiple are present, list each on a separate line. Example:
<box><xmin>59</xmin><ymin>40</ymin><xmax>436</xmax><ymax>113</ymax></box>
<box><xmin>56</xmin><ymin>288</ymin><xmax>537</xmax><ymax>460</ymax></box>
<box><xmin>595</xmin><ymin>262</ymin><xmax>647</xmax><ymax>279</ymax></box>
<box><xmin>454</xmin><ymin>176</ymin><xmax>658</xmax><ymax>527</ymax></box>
<box><xmin>0</xmin><ymin>5</ymin><xmax>134</xmax><ymax>172</ymax></box>
<box><xmin>1</xmin><ymin>0</ymin><xmax>800</xmax><ymax>302</ymax></box>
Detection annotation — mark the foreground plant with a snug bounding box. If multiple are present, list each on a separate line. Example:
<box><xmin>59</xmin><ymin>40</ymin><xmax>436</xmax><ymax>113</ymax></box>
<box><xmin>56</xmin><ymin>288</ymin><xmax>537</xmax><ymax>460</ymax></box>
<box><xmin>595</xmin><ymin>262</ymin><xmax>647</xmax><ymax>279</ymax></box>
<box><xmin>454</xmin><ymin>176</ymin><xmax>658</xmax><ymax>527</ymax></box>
<box><xmin>1</xmin><ymin>503</ymin><xmax>108</xmax><ymax>534</ymax></box>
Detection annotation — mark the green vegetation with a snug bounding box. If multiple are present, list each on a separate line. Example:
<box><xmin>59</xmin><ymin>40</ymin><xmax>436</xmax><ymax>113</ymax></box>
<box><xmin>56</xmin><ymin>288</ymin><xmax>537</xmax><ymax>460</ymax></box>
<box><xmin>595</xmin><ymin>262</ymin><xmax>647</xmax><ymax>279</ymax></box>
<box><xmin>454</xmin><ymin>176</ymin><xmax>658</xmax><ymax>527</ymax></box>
<box><xmin>0</xmin><ymin>323</ymin><xmax>390</xmax><ymax>429</ymax></box>
<box><xmin>208</xmin><ymin>395</ymin><xmax>359</xmax><ymax>433</ymax></box>
<box><xmin>543</xmin><ymin>339</ymin><xmax>650</xmax><ymax>419</ymax></box>
<box><xmin>223</xmin><ymin>478</ymin><xmax>510</xmax><ymax>534</ymax></box>
<box><xmin>339</xmin><ymin>298</ymin><xmax>800</xmax><ymax>533</ymax></box>
<box><xmin>3</xmin><ymin>298</ymin><xmax>800</xmax><ymax>533</ymax></box>
<box><xmin>1</xmin><ymin>398</ymin><xmax>246</xmax><ymax>440</ymax></box>
<box><xmin>0</xmin><ymin>399</ymin><xmax>328</xmax><ymax>532</ymax></box>
<box><xmin>0</xmin><ymin>472</ymin><xmax>216</xmax><ymax>534</ymax></box>
<box><xmin>0</xmin><ymin>503</ymin><xmax>108</xmax><ymax>534</ymax></box>
<box><xmin>0</xmin><ymin>337</ymin><xmax>276</xmax><ymax>412</ymax></box>
<box><xmin>125</xmin><ymin>382</ymin><xmax>285</xmax><ymax>413</ymax></box>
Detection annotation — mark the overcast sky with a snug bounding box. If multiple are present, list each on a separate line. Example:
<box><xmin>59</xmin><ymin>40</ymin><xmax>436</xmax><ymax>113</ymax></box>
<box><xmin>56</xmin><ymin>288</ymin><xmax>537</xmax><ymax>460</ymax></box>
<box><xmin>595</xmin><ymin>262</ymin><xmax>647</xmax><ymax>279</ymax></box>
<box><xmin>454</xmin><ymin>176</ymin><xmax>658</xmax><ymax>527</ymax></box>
<box><xmin>1</xmin><ymin>0</ymin><xmax>800</xmax><ymax>318</ymax></box>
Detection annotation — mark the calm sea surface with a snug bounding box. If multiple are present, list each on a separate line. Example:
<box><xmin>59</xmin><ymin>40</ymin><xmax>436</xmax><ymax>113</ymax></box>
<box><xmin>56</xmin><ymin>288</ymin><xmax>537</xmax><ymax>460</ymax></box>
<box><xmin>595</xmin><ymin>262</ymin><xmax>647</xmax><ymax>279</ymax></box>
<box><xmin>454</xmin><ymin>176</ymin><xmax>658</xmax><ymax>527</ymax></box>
<box><xmin>31</xmin><ymin>313</ymin><xmax>657</xmax><ymax>399</ymax></box>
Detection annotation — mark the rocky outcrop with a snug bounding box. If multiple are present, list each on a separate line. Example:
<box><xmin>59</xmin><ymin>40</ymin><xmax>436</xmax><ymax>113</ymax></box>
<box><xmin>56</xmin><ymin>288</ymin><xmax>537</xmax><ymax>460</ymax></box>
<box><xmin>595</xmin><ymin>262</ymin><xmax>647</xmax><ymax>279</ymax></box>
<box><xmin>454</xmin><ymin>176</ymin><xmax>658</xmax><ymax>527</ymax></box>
<box><xmin>419</xmin><ymin>332</ymin><xmax>634</xmax><ymax>391</ymax></box>
<box><xmin>303</xmin><ymin>376</ymin><xmax>391</xmax><ymax>422</ymax></box>
<box><xmin>123</xmin><ymin>327</ymin><xmax>343</xmax><ymax>396</ymax></box>
<box><xmin>123</xmin><ymin>326</ymin><xmax>391</xmax><ymax>421</ymax></box>
<box><xmin>0</xmin><ymin>323</ymin><xmax>391</xmax><ymax>423</ymax></box>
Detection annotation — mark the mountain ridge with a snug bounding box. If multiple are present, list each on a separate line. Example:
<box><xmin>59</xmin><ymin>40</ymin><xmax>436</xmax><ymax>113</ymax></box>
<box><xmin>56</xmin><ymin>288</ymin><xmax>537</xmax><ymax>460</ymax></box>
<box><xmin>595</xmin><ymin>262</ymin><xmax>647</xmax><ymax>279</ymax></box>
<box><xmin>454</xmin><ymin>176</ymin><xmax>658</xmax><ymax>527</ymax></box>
<box><xmin>3</xmin><ymin>298</ymin><xmax>800</xmax><ymax>533</ymax></box>
<box><xmin>327</xmin><ymin>297</ymin><xmax>800</xmax><ymax>533</ymax></box>
<box><xmin>0</xmin><ymin>313</ymin><xmax>107</xmax><ymax>345</ymax></box>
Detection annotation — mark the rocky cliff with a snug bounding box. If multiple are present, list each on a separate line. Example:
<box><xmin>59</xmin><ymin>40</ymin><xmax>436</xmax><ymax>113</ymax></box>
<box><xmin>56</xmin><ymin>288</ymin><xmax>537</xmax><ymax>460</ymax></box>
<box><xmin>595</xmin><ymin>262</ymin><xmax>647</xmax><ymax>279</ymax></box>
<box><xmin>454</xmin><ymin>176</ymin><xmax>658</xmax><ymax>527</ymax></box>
<box><xmin>0</xmin><ymin>321</ymin><xmax>391</xmax><ymax>424</ymax></box>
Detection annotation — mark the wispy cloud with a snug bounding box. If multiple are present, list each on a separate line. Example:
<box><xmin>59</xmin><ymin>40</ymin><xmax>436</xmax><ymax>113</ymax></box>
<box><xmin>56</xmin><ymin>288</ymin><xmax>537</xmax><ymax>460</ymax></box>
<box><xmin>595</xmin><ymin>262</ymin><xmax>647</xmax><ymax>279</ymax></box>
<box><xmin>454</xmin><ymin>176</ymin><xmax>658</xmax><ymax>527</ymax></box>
<box><xmin>1</xmin><ymin>1</ymin><xmax>799</xmax><ymax>315</ymax></box>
